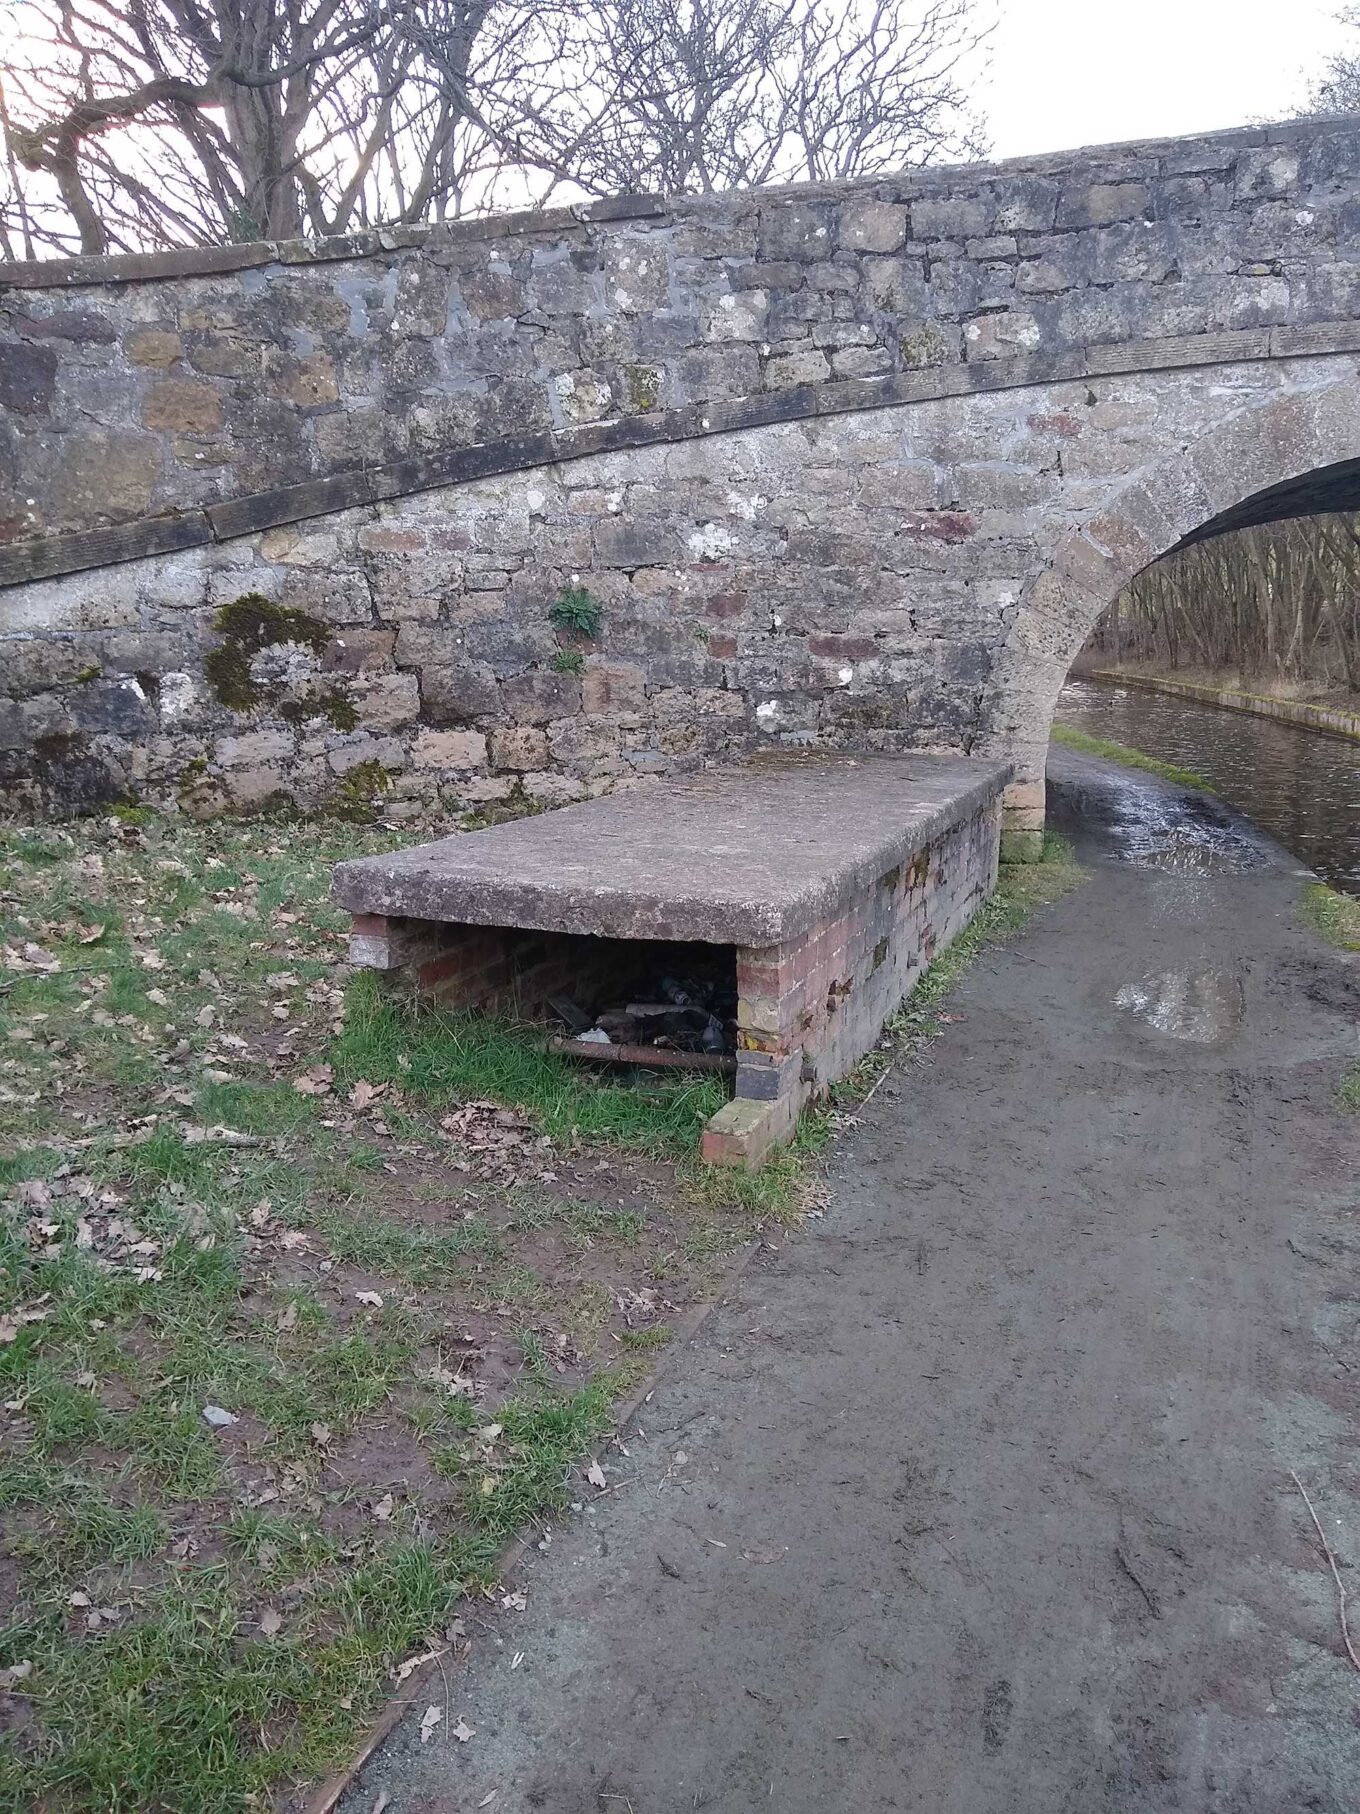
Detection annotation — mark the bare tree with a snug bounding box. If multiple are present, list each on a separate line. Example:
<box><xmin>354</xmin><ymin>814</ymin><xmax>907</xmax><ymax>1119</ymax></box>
<box><xmin>511</xmin><ymin>0</ymin><xmax>988</xmax><ymax>198</ymax></box>
<box><xmin>1080</xmin><ymin>516</ymin><xmax>1360</xmax><ymax>699</ymax></box>
<box><xmin>1303</xmin><ymin>6</ymin><xmax>1360</xmax><ymax>115</ymax></box>
<box><xmin>0</xmin><ymin>0</ymin><xmax>989</xmax><ymax>257</ymax></box>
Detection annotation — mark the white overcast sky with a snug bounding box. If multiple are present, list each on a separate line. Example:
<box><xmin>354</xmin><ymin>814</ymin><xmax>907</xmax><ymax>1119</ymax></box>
<box><xmin>983</xmin><ymin>0</ymin><xmax>1352</xmax><ymax>159</ymax></box>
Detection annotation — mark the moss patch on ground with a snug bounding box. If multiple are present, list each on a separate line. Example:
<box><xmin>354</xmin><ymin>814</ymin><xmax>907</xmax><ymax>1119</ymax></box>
<box><xmin>1050</xmin><ymin>721</ymin><xmax>1217</xmax><ymax>794</ymax></box>
<box><xmin>0</xmin><ymin>812</ymin><xmax>1081</xmax><ymax>1807</ymax></box>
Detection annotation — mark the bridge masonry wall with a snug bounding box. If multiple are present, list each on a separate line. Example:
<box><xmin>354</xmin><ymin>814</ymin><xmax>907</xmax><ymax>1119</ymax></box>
<box><xmin>3</xmin><ymin>116</ymin><xmax>1360</xmax><ymax>819</ymax></box>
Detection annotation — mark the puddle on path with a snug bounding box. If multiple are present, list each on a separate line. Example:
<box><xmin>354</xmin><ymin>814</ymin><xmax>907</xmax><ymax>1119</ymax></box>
<box><xmin>1114</xmin><ymin>968</ymin><xmax>1246</xmax><ymax>1044</ymax></box>
<box><xmin>1111</xmin><ymin>795</ymin><xmax>1266</xmax><ymax>877</ymax></box>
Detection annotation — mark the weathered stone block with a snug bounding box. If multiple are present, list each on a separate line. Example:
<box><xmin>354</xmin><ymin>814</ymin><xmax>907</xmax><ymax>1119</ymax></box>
<box><xmin>420</xmin><ymin>661</ymin><xmax>502</xmax><ymax>724</ymax></box>
<box><xmin>51</xmin><ymin>430</ymin><xmax>160</xmax><ymax>526</ymax></box>
<box><xmin>758</xmin><ymin>200</ymin><xmax>838</xmax><ymax>261</ymax></box>
<box><xmin>582</xmin><ymin>660</ymin><xmax>647</xmax><ymax>714</ymax></box>
<box><xmin>841</xmin><ymin>200</ymin><xmax>907</xmax><ymax>254</ymax></box>
<box><xmin>0</xmin><ymin>343</ymin><xmax>57</xmax><ymax>415</ymax></box>
<box><xmin>125</xmin><ymin>328</ymin><xmax>183</xmax><ymax>368</ymax></box>
<box><xmin>500</xmin><ymin>669</ymin><xmax>581</xmax><ymax>723</ymax></box>
<box><xmin>912</xmin><ymin>195</ymin><xmax>994</xmax><ymax>241</ymax></box>
<box><xmin>142</xmin><ymin>377</ymin><xmax>225</xmax><ymax>433</ymax></box>
<box><xmin>489</xmin><ymin>725</ymin><xmax>549</xmax><ymax>771</ymax></box>
<box><xmin>1056</xmin><ymin>182</ymin><xmax>1149</xmax><ymax>229</ymax></box>
<box><xmin>350</xmin><ymin>672</ymin><xmax>421</xmax><ymax>731</ymax></box>
<box><xmin>413</xmin><ymin>728</ymin><xmax>488</xmax><ymax>769</ymax></box>
<box><xmin>322</xmin><ymin>628</ymin><xmax>397</xmax><ymax>674</ymax></box>
<box><xmin>216</xmin><ymin>729</ymin><xmax>296</xmax><ymax>768</ymax></box>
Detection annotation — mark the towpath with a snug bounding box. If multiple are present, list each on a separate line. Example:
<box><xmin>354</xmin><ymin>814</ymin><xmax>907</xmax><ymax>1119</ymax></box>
<box><xmin>340</xmin><ymin>750</ymin><xmax>1360</xmax><ymax>1814</ymax></box>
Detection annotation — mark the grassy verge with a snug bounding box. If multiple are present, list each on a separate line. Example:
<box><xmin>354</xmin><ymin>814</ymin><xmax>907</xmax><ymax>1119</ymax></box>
<box><xmin>0</xmin><ymin>811</ymin><xmax>1081</xmax><ymax>1808</ymax></box>
<box><xmin>1296</xmin><ymin>884</ymin><xmax>1360</xmax><ymax>1115</ymax></box>
<box><xmin>1300</xmin><ymin>882</ymin><xmax>1360</xmax><ymax>953</ymax></box>
<box><xmin>1050</xmin><ymin>721</ymin><xmax>1217</xmax><ymax>793</ymax></box>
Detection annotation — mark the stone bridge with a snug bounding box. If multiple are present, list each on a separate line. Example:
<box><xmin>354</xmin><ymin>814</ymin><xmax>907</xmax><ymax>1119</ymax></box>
<box><xmin>4</xmin><ymin>113</ymin><xmax>1360</xmax><ymax>844</ymax></box>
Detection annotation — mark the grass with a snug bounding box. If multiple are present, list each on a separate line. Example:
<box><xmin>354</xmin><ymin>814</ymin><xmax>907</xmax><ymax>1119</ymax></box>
<box><xmin>1300</xmin><ymin>882</ymin><xmax>1360</xmax><ymax>953</ymax></box>
<box><xmin>1050</xmin><ymin>720</ymin><xmax>1217</xmax><ymax>793</ymax></box>
<box><xmin>332</xmin><ymin>972</ymin><xmax>724</xmax><ymax>1153</ymax></box>
<box><xmin>1297</xmin><ymin>883</ymin><xmax>1360</xmax><ymax>1114</ymax></box>
<box><xmin>0</xmin><ymin>806</ymin><xmax>1082</xmax><ymax>1808</ymax></box>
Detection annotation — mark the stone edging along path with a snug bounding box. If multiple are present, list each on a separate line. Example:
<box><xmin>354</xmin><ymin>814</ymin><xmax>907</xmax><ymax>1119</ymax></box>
<box><xmin>1089</xmin><ymin>669</ymin><xmax>1360</xmax><ymax>743</ymax></box>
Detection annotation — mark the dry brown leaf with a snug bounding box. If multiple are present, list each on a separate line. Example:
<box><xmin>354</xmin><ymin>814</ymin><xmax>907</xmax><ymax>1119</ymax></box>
<box><xmin>355</xmin><ymin>1290</ymin><xmax>384</xmax><ymax>1309</ymax></box>
<box><xmin>373</xmin><ymin>1492</ymin><xmax>394</xmax><ymax>1522</ymax></box>
<box><xmin>419</xmin><ymin>1706</ymin><xmax>442</xmax><ymax>1744</ymax></box>
<box><xmin>586</xmin><ymin>1458</ymin><xmax>608</xmax><ymax>1490</ymax></box>
<box><xmin>451</xmin><ymin>1717</ymin><xmax>476</xmax><ymax>1744</ymax></box>
<box><xmin>259</xmin><ymin>1607</ymin><xmax>282</xmax><ymax>1637</ymax></box>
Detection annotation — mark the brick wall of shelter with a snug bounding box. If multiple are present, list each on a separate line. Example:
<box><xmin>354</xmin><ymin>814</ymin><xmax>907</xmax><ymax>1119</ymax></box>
<box><xmin>351</xmin><ymin>911</ymin><xmax>666</xmax><ymax>1018</ymax></box>
<box><xmin>735</xmin><ymin>797</ymin><xmax>1001</xmax><ymax>1105</ymax></box>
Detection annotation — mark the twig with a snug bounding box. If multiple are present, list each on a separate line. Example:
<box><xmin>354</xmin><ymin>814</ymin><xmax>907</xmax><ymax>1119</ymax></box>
<box><xmin>1291</xmin><ymin>1468</ymin><xmax>1360</xmax><ymax>1674</ymax></box>
<box><xmin>1114</xmin><ymin>1545</ymin><xmax>1161</xmax><ymax>1618</ymax></box>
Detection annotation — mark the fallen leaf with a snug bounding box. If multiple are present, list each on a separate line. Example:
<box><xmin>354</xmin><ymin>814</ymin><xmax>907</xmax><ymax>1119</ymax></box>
<box><xmin>373</xmin><ymin>1492</ymin><xmax>394</xmax><ymax>1522</ymax></box>
<box><xmin>740</xmin><ymin>1543</ymin><xmax>789</xmax><ymax>1565</ymax></box>
<box><xmin>259</xmin><ymin>1608</ymin><xmax>282</xmax><ymax>1637</ymax></box>
<box><xmin>419</xmin><ymin>1706</ymin><xmax>442</xmax><ymax>1744</ymax></box>
<box><xmin>349</xmin><ymin>1079</ymin><xmax>385</xmax><ymax>1111</ymax></box>
<box><xmin>478</xmin><ymin>1793</ymin><xmax>498</xmax><ymax>1807</ymax></box>
<box><xmin>78</xmin><ymin>924</ymin><xmax>107</xmax><ymax>944</ymax></box>
<box><xmin>355</xmin><ymin>1290</ymin><xmax>384</xmax><ymax>1309</ymax></box>
<box><xmin>310</xmin><ymin>1421</ymin><xmax>332</xmax><ymax>1447</ymax></box>
<box><xmin>0</xmin><ymin>1660</ymin><xmax>31</xmax><ymax>1690</ymax></box>
<box><xmin>586</xmin><ymin>1458</ymin><xmax>607</xmax><ymax>1490</ymax></box>
<box><xmin>451</xmin><ymin>1718</ymin><xmax>476</xmax><ymax>1744</ymax></box>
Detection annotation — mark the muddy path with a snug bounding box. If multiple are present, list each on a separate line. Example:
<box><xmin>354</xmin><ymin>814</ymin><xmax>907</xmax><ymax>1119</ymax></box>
<box><xmin>340</xmin><ymin>750</ymin><xmax>1360</xmax><ymax>1814</ymax></box>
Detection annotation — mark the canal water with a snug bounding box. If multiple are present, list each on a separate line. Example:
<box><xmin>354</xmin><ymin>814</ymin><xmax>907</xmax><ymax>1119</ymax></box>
<box><xmin>1054</xmin><ymin>677</ymin><xmax>1360</xmax><ymax>896</ymax></box>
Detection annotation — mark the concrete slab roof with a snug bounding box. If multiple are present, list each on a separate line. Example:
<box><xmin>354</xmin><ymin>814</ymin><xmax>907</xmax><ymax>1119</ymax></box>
<box><xmin>332</xmin><ymin>753</ymin><xmax>1011</xmax><ymax>948</ymax></box>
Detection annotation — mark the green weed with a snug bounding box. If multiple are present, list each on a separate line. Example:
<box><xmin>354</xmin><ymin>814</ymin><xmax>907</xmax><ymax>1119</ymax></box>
<box><xmin>1051</xmin><ymin>721</ymin><xmax>1216</xmax><ymax>792</ymax></box>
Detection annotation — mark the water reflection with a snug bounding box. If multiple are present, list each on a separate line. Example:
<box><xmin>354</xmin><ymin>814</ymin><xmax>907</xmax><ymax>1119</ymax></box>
<box><xmin>1114</xmin><ymin>968</ymin><xmax>1245</xmax><ymax>1045</ymax></box>
<box><xmin>1057</xmin><ymin>679</ymin><xmax>1360</xmax><ymax>895</ymax></box>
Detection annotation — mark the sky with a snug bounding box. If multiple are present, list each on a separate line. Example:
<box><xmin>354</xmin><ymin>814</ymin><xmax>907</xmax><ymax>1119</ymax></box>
<box><xmin>983</xmin><ymin>0</ymin><xmax>1353</xmax><ymax>159</ymax></box>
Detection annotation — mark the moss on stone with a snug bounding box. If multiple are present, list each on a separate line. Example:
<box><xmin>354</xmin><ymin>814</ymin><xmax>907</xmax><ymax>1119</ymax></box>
<box><xmin>279</xmin><ymin>686</ymin><xmax>359</xmax><ymax>731</ymax></box>
<box><xmin>332</xmin><ymin>759</ymin><xmax>394</xmax><ymax>823</ymax></box>
<box><xmin>205</xmin><ymin>592</ymin><xmax>330</xmax><ymax>712</ymax></box>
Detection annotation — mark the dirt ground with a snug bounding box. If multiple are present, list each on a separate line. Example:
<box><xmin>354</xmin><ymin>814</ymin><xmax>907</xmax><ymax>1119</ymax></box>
<box><xmin>340</xmin><ymin>751</ymin><xmax>1360</xmax><ymax>1814</ymax></box>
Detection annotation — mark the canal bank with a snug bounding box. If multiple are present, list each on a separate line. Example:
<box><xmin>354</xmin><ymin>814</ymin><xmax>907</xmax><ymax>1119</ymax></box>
<box><xmin>339</xmin><ymin>750</ymin><xmax>1360</xmax><ymax>1814</ymax></box>
<box><xmin>1087</xmin><ymin>671</ymin><xmax>1360</xmax><ymax>743</ymax></box>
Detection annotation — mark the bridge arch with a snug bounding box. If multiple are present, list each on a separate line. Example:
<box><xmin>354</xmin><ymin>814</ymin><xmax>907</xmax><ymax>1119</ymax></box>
<box><xmin>983</xmin><ymin>374</ymin><xmax>1360</xmax><ymax>843</ymax></box>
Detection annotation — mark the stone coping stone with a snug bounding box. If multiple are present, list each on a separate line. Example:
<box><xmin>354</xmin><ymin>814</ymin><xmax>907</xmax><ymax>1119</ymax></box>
<box><xmin>331</xmin><ymin>752</ymin><xmax>1012</xmax><ymax>947</ymax></box>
